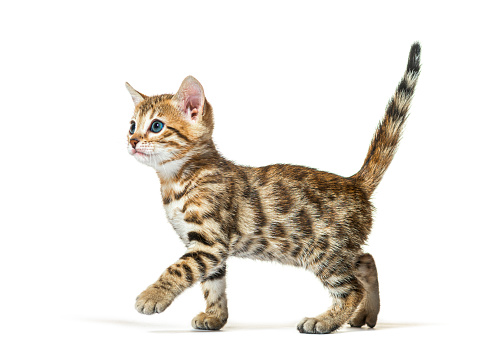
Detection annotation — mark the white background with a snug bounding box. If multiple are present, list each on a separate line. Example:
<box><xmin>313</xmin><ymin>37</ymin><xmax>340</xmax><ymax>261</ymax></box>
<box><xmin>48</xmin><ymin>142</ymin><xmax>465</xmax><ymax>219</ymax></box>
<box><xmin>1</xmin><ymin>1</ymin><xmax>479</xmax><ymax>358</ymax></box>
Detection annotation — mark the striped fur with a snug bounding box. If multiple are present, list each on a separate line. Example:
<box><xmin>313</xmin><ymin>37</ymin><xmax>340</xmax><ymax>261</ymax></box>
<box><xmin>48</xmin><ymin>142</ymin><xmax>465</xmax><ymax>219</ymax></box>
<box><xmin>353</xmin><ymin>42</ymin><xmax>421</xmax><ymax>196</ymax></box>
<box><xmin>126</xmin><ymin>43</ymin><xmax>421</xmax><ymax>334</ymax></box>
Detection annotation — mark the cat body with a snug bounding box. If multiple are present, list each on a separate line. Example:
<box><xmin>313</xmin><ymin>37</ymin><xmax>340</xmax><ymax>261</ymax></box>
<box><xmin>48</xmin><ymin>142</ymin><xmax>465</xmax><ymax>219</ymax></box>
<box><xmin>125</xmin><ymin>43</ymin><xmax>421</xmax><ymax>333</ymax></box>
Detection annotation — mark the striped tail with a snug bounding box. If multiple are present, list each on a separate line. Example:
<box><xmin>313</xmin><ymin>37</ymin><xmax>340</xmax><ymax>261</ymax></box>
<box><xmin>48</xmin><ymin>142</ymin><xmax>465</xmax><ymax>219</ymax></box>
<box><xmin>353</xmin><ymin>42</ymin><xmax>421</xmax><ymax>197</ymax></box>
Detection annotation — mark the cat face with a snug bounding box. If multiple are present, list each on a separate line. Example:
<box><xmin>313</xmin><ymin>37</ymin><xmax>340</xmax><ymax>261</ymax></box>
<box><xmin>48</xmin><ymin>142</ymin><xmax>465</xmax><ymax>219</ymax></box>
<box><xmin>125</xmin><ymin>76</ymin><xmax>213</xmax><ymax>173</ymax></box>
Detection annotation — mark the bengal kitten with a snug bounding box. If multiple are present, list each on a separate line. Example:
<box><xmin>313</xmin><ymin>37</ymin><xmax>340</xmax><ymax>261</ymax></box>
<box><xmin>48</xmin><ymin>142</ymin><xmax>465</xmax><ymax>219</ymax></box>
<box><xmin>125</xmin><ymin>43</ymin><xmax>421</xmax><ymax>334</ymax></box>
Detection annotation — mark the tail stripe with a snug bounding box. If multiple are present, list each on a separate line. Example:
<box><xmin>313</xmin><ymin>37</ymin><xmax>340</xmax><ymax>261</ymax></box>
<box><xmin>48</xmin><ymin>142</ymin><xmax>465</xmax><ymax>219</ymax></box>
<box><xmin>353</xmin><ymin>43</ymin><xmax>421</xmax><ymax>196</ymax></box>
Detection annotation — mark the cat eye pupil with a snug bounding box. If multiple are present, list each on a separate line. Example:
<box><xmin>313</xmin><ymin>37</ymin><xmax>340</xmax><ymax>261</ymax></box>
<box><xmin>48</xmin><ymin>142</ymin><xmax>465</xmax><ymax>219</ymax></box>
<box><xmin>129</xmin><ymin>122</ymin><xmax>136</xmax><ymax>135</ymax></box>
<box><xmin>151</xmin><ymin>120</ymin><xmax>164</xmax><ymax>133</ymax></box>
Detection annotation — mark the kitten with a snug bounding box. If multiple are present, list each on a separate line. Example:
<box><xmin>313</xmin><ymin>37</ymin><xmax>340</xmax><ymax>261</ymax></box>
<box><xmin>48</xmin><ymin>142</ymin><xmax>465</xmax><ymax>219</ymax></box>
<box><xmin>125</xmin><ymin>43</ymin><xmax>420</xmax><ymax>334</ymax></box>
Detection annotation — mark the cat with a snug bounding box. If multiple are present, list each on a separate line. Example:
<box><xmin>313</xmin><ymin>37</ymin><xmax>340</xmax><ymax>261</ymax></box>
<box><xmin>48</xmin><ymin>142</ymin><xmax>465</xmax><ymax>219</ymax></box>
<box><xmin>125</xmin><ymin>43</ymin><xmax>420</xmax><ymax>334</ymax></box>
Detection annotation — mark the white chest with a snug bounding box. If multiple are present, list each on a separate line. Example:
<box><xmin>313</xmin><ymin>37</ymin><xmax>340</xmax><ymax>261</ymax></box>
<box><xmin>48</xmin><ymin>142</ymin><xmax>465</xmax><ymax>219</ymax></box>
<box><xmin>163</xmin><ymin>195</ymin><xmax>196</xmax><ymax>246</ymax></box>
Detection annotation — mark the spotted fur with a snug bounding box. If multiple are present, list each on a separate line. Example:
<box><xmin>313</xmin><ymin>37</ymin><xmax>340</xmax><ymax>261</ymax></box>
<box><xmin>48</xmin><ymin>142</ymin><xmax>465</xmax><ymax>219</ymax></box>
<box><xmin>126</xmin><ymin>43</ymin><xmax>421</xmax><ymax>334</ymax></box>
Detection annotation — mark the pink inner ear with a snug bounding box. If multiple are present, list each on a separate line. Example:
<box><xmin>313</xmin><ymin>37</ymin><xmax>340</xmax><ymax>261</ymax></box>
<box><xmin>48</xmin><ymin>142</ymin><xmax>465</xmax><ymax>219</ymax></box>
<box><xmin>185</xmin><ymin>93</ymin><xmax>202</xmax><ymax>113</ymax></box>
<box><xmin>175</xmin><ymin>77</ymin><xmax>205</xmax><ymax>120</ymax></box>
<box><xmin>179</xmin><ymin>83</ymin><xmax>204</xmax><ymax>120</ymax></box>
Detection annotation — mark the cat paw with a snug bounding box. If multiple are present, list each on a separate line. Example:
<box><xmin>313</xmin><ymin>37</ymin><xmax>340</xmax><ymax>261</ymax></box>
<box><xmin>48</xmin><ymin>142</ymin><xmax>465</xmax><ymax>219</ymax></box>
<box><xmin>349</xmin><ymin>310</ymin><xmax>367</xmax><ymax>328</ymax></box>
<box><xmin>135</xmin><ymin>285</ymin><xmax>173</xmax><ymax>315</ymax></box>
<box><xmin>349</xmin><ymin>309</ymin><xmax>377</xmax><ymax>328</ymax></box>
<box><xmin>297</xmin><ymin>317</ymin><xmax>339</xmax><ymax>334</ymax></box>
<box><xmin>191</xmin><ymin>312</ymin><xmax>227</xmax><ymax>330</ymax></box>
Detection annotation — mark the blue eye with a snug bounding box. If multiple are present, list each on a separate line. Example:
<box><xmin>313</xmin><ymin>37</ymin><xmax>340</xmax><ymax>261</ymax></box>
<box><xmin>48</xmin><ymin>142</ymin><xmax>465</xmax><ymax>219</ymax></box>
<box><xmin>129</xmin><ymin>122</ymin><xmax>136</xmax><ymax>134</ymax></box>
<box><xmin>151</xmin><ymin>120</ymin><xmax>164</xmax><ymax>133</ymax></box>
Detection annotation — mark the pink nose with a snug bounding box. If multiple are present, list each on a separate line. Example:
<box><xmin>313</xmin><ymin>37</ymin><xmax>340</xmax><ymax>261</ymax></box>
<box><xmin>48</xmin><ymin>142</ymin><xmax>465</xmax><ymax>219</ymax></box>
<box><xmin>130</xmin><ymin>139</ymin><xmax>139</xmax><ymax>149</ymax></box>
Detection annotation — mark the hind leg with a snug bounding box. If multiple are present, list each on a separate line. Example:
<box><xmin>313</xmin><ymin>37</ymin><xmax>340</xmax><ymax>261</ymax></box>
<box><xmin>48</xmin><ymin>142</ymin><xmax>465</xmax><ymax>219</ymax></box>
<box><xmin>349</xmin><ymin>253</ymin><xmax>380</xmax><ymax>328</ymax></box>
<box><xmin>297</xmin><ymin>265</ymin><xmax>365</xmax><ymax>334</ymax></box>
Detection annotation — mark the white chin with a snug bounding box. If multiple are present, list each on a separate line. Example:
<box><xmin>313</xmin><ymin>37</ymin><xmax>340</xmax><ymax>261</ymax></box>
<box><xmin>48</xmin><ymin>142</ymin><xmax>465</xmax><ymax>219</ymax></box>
<box><xmin>133</xmin><ymin>152</ymin><xmax>157</xmax><ymax>165</ymax></box>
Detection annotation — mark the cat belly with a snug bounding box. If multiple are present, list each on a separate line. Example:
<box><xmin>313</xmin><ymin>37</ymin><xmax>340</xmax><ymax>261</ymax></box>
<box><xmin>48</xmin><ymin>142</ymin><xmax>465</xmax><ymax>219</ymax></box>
<box><xmin>230</xmin><ymin>234</ymin><xmax>301</xmax><ymax>266</ymax></box>
<box><xmin>229</xmin><ymin>228</ymin><xmax>332</xmax><ymax>268</ymax></box>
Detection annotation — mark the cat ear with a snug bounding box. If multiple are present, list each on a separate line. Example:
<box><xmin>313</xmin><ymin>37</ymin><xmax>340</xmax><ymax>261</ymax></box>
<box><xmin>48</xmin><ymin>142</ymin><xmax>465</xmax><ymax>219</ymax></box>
<box><xmin>125</xmin><ymin>82</ymin><xmax>146</xmax><ymax>106</ymax></box>
<box><xmin>173</xmin><ymin>76</ymin><xmax>205</xmax><ymax>122</ymax></box>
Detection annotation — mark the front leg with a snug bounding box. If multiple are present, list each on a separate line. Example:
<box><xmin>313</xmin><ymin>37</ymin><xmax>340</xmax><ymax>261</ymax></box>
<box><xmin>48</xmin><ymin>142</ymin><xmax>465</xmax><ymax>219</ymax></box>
<box><xmin>135</xmin><ymin>236</ymin><xmax>227</xmax><ymax>315</ymax></box>
<box><xmin>192</xmin><ymin>264</ymin><xmax>228</xmax><ymax>330</ymax></box>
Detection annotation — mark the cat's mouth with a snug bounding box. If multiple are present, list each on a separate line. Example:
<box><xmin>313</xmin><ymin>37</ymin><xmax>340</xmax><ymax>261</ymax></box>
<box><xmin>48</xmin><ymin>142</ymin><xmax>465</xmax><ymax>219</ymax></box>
<box><xmin>129</xmin><ymin>146</ymin><xmax>171</xmax><ymax>167</ymax></box>
<box><xmin>133</xmin><ymin>150</ymin><xmax>150</xmax><ymax>157</ymax></box>
<box><xmin>130</xmin><ymin>148</ymin><xmax>149</xmax><ymax>158</ymax></box>
<box><xmin>131</xmin><ymin>149</ymin><xmax>163</xmax><ymax>162</ymax></box>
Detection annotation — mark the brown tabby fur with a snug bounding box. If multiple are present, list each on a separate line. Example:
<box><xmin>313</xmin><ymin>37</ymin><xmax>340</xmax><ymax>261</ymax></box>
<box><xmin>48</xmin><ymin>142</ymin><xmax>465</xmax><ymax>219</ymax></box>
<box><xmin>125</xmin><ymin>43</ymin><xmax>421</xmax><ymax>334</ymax></box>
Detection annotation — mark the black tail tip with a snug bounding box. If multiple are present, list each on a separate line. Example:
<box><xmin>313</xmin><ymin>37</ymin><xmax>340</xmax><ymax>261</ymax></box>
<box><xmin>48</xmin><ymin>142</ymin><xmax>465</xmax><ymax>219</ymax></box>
<box><xmin>407</xmin><ymin>42</ymin><xmax>421</xmax><ymax>73</ymax></box>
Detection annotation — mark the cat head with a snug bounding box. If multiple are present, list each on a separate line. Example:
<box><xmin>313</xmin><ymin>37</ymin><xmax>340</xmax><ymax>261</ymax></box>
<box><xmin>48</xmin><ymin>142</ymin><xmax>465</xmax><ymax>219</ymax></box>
<box><xmin>125</xmin><ymin>76</ymin><xmax>214</xmax><ymax>175</ymax></box>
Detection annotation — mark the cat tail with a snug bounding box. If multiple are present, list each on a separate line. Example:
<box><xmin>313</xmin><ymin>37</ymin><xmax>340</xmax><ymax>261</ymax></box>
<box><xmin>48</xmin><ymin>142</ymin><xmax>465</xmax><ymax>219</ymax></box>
<box><xmin>352</xmin><ymin>42</ymin><xmax>421</xmax><ymax>197</ymax></box>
